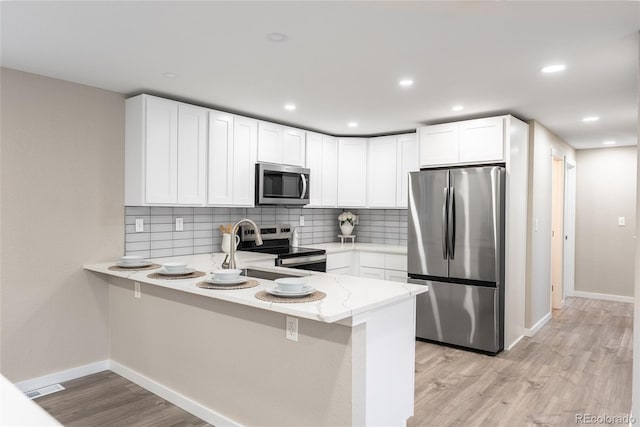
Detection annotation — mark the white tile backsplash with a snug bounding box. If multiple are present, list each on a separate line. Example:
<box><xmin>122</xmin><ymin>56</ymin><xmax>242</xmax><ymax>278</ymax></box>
<box><xmin>124</xmin><ymin>206</ymin><xmax>408</xmax><ymax>256</ymax></box>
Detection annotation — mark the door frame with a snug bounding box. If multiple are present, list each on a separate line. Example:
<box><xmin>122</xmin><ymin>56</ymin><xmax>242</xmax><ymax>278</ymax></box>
<box><xmin>550</xmin><ymin>149</ymin><xmax>566</xmax><ymax>310</ymax></box>
<box><xmin>563</xmin><ymin>160</ymin><xmax>577</xmax><ymax>299</ymax></box>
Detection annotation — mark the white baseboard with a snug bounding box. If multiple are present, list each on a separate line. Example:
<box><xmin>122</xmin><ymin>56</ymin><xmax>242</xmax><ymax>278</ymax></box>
<box><xmin>573</xmin><ymin>291</ymin><xmax>635</xmax><ymax>304</ymax></box>
<box><xmin>525</xmin><ymin>312</ymin><xmax>552</xmax><ymax>337</ymax></box>
<box><xmin>14</xmin><ymin>360</ymin><xmax>110</xmax><ymax>392</ymax></box>
<box><xmin>505</xmin><ymin>334</ymin><xmax>525</xmax><ymax>351</ymax></box>
<box><xmin>110</xmin><ymin>361</ymin><xmax>242</xmax><ymax>427</ymax></box>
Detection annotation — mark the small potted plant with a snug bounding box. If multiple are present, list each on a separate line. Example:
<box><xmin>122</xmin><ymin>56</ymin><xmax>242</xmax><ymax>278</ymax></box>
<box><xmin>338</xmin><ymin>211</ymin><xmax>356</xmax><ymax>236</ymax></box>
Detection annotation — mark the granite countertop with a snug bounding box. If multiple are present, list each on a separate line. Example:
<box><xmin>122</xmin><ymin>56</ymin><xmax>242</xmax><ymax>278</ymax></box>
<box><xmin>84</xmin><ymin>251</ymin><xmax>424</xmax><ymax>324</ymax></box>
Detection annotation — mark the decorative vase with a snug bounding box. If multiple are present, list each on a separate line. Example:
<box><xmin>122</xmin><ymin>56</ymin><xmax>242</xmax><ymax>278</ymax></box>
<box><xmin>340</xmin><ymin>222</ymin><xmax>354</xmax><ymax>236</ymax></box>
<box><xmin>221</xmin><ymin>233</ymin><xmax>240</xmax><ymax>253</ymax></box>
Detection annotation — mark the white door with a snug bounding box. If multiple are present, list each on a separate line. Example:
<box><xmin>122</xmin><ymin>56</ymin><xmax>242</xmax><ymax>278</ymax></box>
<box><xmin>396</xmin><ymin>133</ymin><xmax>419</xmax><ymax>208</ymax></box>
<box><xmin>208</xmin><ymin>111</ymin><xmax>234</xmax><ymax>205</ymax></box>
<box><xmin>458</xmin><ymin>117</ymin><xmax>504</xmax><ymax>163</ymax></box>
<box><xmin>367</xmin><ymin>136</ymin><xmax>397</xmax><ymax>207</ymax></box>
<box><xmin>418</xmin><ymin>122</ymin><xmax>459</xmax><ymax>167</ymax></box>
<box><xmin>145</xmin><ymin>96</ymin><xmax>178</xmax><ymax>204</ymax></box>
<box><xmin>176</xmin><ymin>104</ymin><xmax>207</xmax><ymax>205</ymax></box>
<box><xmin>232</xmin><ymin>116</ymin><xmax>258</xmax><ymax>206</ymax></box>
<box><xmin>305</xmin><ymin>132</ymin><xmax>323</xmax><ymax>206</ymax></box>
<box><xmin>321</xmin><ymin>135</ymin><xmax>338</xmax><ymax>207</ymax></box>
<box><xmin>283</xmin><ymin>127</ymin><xmax>306</xmax><ymax>166</ymax></box>
<box><xmin>563</xmin><ymin>161</ymin><xmax>577</xmax><ymax>298</ymax></box>
<box><xmin>257</xmin><ymin>122</ymin><xmax>283</xmax><ymax>164</ymax></box>
<box><xmin>338</xmin><ymin>138</ymin><xmax>368</xmax><ymax>207</ymax></box>
<box><xmin>551</xmin><ymin>155</ymin><xmax>565</xmax><ymax>309</ymax></box>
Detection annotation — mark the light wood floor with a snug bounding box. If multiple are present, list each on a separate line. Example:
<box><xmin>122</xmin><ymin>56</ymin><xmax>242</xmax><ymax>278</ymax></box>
<box><xmin>36</xmin><ymin>297</ymin><xmax>632</xmax><ymax>427</ymax></box>
<box><xmin>36</xmin><ymin>371</ymin><xmax>212</xmax><ymax>427</ymax></box>
<box><xmin>408</xmin><ymin>297</ymin><xmax>633</xmax><ymax>427</ymax></box>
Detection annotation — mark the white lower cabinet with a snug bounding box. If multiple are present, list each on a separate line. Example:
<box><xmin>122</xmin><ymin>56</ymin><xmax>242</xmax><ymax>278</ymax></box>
<box><xmin>355</xmin><ymin>251</ymin><xmax>407</xmax><ymax>282</ymax></box>
<box><xmin>360</xmin><ymin>266</ymin><xmax>386</xmax><ymax>280</ymax></box>
<box><xmin>327</xmin><ymin>251</ymin><xmax>355</xmax><ymax>275</ymax></box>
<box><xmin>384</xmin><ymin>270</ymin><xmax>408</xmax><ymax>283</ymax></box>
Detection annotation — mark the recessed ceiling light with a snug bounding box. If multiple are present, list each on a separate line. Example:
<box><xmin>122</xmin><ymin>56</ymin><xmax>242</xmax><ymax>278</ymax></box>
<box><xmin>163</xmin><ymin>73</ymin><xmax>177</xmax><ymax>78</ymax></box>
<box><xmin>541</xmin><ymin>64</ymin><xmax>566</xmax><ymax>73</ymax></box>
<box><xmin>266</xmin><ymin>32</ymin><xmax>288</xmax><ymax>42</ymax></box>
<box><xmin>582</xmin><ymin>116</ymin><xmax>600</xmax><ymax>122</ymax></box>
<box><xmin>399</xmin><ymin>79</ymin><xmax>414</xmax><ymax>87</ymax></box>
<box><xmin>348</xmin><ymin>122</ymin><xmax>358</xmax><ymax>128</ymax></box>
<box><xmin>603</xmin><ymin>140</ymin><xmax>616</xmax><ymax>146</ymax></box>
<box><xmin>452</xmin><ymin>105</ymin><xmax>464</xmax><ymax>112</ymax></box>
<box><xmin>284</xmin><ymin>103</ymin><xmax>296</xmax><ymax>111</ymax></box>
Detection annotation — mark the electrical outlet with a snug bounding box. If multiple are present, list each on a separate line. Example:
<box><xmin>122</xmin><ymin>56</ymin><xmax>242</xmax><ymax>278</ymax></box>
<box><xmin>286</xmin><ymin>316</ymin><xmax>298</xmax><ymax>342</ymax></box>
<box><xmin>135</xmin><ymin>218</ymin><xmax>144</xmax><ymax>232</ymax></box>
<box><xmin>618</xmin><ymin>216</ymin><xmax>626</xmax><ymax>226</ymax></box>
<box><xmin>176</xmin><ymin>217</ymin><xmax>184</xmax><ymax>231</ymax></box>
<box><xmin>134</xmin><ymin>281</ymin><xmax>141</xmax><ymax>299</ymax></box>
<box><xmin>299</xmin><ymin>216</ymin><xmax>304</xmax><ymax>226</ymax></box>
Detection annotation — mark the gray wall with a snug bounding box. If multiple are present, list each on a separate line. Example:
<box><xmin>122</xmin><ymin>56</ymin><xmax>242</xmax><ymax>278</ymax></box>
<box><xmin>575</xmin><ymin>147</ymin><xmax>637</xmax><ymax>297</ymax></box>
<box><xmin>525</xmin><ymin>121</ymin><xmax>576</xmax><ymax>329</ymax></box>
<box><xmin>125</xmin><ymin>207</ymin><xmax>409</xmax><ymax>257</ymax></box>
<box><xmin>0</xmin><ymin>68</ymin><xmax>124</xmax><ymax>382</ymax></box>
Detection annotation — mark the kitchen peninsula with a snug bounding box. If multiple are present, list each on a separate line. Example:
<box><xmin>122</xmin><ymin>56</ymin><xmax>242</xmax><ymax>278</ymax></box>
<box><xmin>85</xmin><ymin>252</ymin><xmax>426</xmax><ymax>427</ymax></box>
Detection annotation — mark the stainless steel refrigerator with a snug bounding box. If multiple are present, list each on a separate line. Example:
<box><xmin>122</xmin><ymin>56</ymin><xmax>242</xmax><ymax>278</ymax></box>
<box><xmin>408</xmin><ymin>166</ymin><xmax>505</xmax><ymax>354</ymax></box>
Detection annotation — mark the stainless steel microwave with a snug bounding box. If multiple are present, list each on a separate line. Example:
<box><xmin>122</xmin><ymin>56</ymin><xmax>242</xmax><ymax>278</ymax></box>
<box><xmin>256</xmin><ymin>162</ymin><xmax>310</xmax><ymax>205</ymax></box>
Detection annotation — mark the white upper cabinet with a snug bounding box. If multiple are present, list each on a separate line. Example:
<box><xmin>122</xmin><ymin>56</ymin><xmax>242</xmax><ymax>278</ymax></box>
<box><xmin>396</xmin><ymin>133</ymin><xmax>419</xmax><ymax>208</ymax></box>
<box><xmin>257</xmin><ymin>122</ymin><xmax>305</xmax><ymax>167</ymax></box>
<box><xmin>231</xmin><ymin>116</ymin><xmax>258</xmax><ymax>206</ymax></box>
<box><xmin>338</xmin><ymin>138</ymin><xmax>368</xmax><ymax>207</ymax></box>
<box><xmin>458</xmin><ymin>117</ymin><xmax>504</xmax><ymax>163</ymax></box>
<box><xmin>418</xmin><ymin>116</ymin><xmax>506</xmax><ymax>167</ymax></box>
<box><xmin>125</xmin><ymin>95</ymin><xmax>206</xmax><ymax>206</ymax></box>
<box><xmin>418</xmin><ymin>122</ymin><xmax>459</xmax><ymax>167</ymax></box>
<box><xmin>208</xmin><ymin>112</ymin><xmax>257</xmax><ymax>207</ymax></box>
<box><xmin>305</xmin><ymin>132</ymin><xmax>323</xmax><ymax>206</ymax></box>
<box><xmin>367</xmin><ymin>136</ymin><xmax>398</xmax><ymax>208</ymax></box>
<box><xmin>207</xmin><ymin>111</ymin><xmax>234</xmax><ymax>205</ymax></box>
<box><xmin>321</xmin><ymin>135</ymin><xmax>338</xmax><ymax>207</ymax></box>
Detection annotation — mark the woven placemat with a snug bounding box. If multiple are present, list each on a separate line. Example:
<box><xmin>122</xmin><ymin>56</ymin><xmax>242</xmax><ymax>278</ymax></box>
<box><xmin>255</xmin><ymin>290</ymin><xmax>327</xmax><ymax>303</ymax></box>
<box><xmin>196</xmin><ymin>279</ymin><xmax>259</xmax><ymax>290</ymax></box>
<box><xmin>108</xmin><ymin>264</ymin><xmax>161</xmax><ymax>272</ymax></box>
<box><xmin>147</xmin><ymin>271</ymin><xmax>206</xmax><ymax>280</ymax></box>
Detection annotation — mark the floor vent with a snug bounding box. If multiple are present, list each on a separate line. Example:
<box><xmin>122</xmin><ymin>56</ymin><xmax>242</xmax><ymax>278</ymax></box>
<box><xmin>24</xmin><ymin>383</ymin><xmax>65</xmax><ymax>399</ymax></box>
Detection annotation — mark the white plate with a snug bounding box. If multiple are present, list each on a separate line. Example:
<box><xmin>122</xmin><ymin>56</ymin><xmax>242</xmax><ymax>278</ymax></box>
<box><xmin>204</xmin><ymin>277</ymin><xmax>249</xmax><ymax>286</ymax></box>
<box><xmin>157</xmin><ymin>267</ymin><xmax>196</xmax><ymax>276</ymax></box>
<box><xmin>266</xmin><ymin>285</ymin><xmax>316</xmax><ymax>297</ymax></box>
<box><xmin>116</xmin><ymin>260</ymin><xmax>152</xmax><ymax>268</ymax></box>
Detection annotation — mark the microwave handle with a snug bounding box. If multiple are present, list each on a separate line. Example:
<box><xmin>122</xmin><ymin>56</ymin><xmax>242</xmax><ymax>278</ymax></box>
<box><xmin>300</xmin><ymin>174</ymin><xmax>307</xmax><ymax>199</ymax></box>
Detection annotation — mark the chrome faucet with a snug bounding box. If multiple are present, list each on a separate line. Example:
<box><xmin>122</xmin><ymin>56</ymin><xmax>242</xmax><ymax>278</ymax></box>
<box><xmin>226</xmin><ymin>218</ymin><xmax>263</xmax><ymax>269</ymax></box>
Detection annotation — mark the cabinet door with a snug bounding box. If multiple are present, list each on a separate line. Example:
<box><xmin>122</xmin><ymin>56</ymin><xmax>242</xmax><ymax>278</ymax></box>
<box><xmin>338</xmin><ymin>138</ymin><xmax>368</xmax><ymax>207</ymax></box>
<box><xmin>418</xmin><ymin>123</ymin><xmax>459</xmax><ymax>167</ymax></box>
<box><xmin>396</xmin><ymin>133</ymin><xmax>419</xmax><ymax>207</ymax></box>
<box><xmin>360</xmin><ymin>266</ymin><xmax>385</xmax><ymax>280</ymax></box>
<box><xmin>145</xmin><ymin>97</ymin><xmax>178</xmax><ymax>204</ymax></box>
<box><xmin>257</xmin><ymin>122</ymin><xmax>283</xmax><ymax>164</ymax></box>
<box><xmin>328</xmin><ymin>266</ymin><xmax>353</xmax><ymax>276</ymax></box>
<box><xmin>385</xmin><ymin>270</ymin><xmax>408</xmax><ymax>283</ymax></box>
<box><xmin>321</xmin><ymin>135</ymin><xmax>338</xmax><ymax>207</ymax></box>
<box><xmin>176</xmin><ymin>104</ymin><xmax>207</xmax><ymax>205</ymax></box>
<box><xmin>232</xmin><ymin>116</ymin><xmax>258</xmax><ymax>206</ymax></box>
<box><xmin>458</xmin><ymin>117</ymin><xmax>505</xmax><ymax>163</ymax></box>
<box><xmin>208</xmin><ymin>111</ymin><xmax>234</xmax><ymax>205</ymax></box>
<box><xmin>305</xmin><ymin>132</ymin><xmax>323</xmax><ymax>206</ymax></box>
<box><xmin>283</xmin><ymin>127</ymin><xmax>306</xmax><ymax>167</ymax></box>
<box><xmin>367</xmin><ymin>136</ymin><xmax>397</xmax><ymax>207</ymax></box>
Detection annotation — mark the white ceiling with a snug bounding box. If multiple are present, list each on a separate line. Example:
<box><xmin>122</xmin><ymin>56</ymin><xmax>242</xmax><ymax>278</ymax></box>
<box><xmin>1</xmin><ymin>1</ymin><xmax>639</xmax><ymax>149</ymax></box>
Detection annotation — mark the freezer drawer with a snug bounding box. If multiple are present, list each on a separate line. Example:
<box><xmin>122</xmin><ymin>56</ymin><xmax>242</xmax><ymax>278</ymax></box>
<box><xmin>415</xmin><ymin>280</ymin><xmax>503</xmax><ymax>354</ymax></box>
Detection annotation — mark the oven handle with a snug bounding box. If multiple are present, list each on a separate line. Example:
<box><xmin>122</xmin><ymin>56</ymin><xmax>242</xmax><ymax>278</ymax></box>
<box><xmin>276</xmin><ymin>254</ymin><xmax>327</xmax><ymax>267</ymax></box>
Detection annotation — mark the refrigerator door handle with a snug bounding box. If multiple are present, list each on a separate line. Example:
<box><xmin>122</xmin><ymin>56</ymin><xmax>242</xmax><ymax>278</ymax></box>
<box><xmin>442</xmin><ymin>187</ymin><xmax>449</xmax><ymax>259</ymax></box>
<box><xmin>448</xmin><ymin>186</ymin><xmax>455</xmax><ymax>259</ymax></box>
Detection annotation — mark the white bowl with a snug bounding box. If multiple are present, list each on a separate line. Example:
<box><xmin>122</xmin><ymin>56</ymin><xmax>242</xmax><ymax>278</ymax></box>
<box><xmin>121</xmin><ymin>255</ymin><xmax>144</xmax><ymax>265</ymax></box>
<box><xmin>163</xmin><ymin>262</ymin><xmax>188</xmax><ymax>273</ymax></box>
<box><xmin>275</xmin><ymin>277</ymin><xmax>306</xmax><ymax>293</ymax></box>
<box><xmin>213</xmin><ymin>269</ymin><xmax>242</xmax><ymax>281</ymax></box>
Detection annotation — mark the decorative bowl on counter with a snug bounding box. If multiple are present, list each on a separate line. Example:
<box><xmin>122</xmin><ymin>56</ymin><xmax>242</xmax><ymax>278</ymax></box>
<box><xmin>213</xmin><ymin>269</ymin><xmax>242</xmax><ymax>281</ymax></box>
<box><xmin>274</xmin><ymin>277</ymin><xmax>306</xmax><ymax>293</ymax></box>
<box><xmin>163</xmin><ymin>262</ymin><xmax>188</xmax><ymax>273</ymax></box>
<box><xmin>120</xmin><ymin>255</ymin><xmax>144</xmax><ymax>265</ymax></box>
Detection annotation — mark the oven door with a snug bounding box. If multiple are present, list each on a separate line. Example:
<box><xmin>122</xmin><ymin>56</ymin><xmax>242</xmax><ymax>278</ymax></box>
<box><xmin>276</xmin><ymin>255</ymin><xmax>327</xmax><ymax>272</ymax></box>
<box><xmin>257</xmin><ymin>163</ymin><xmax>310</xmax><ymax>205</ymax></box>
